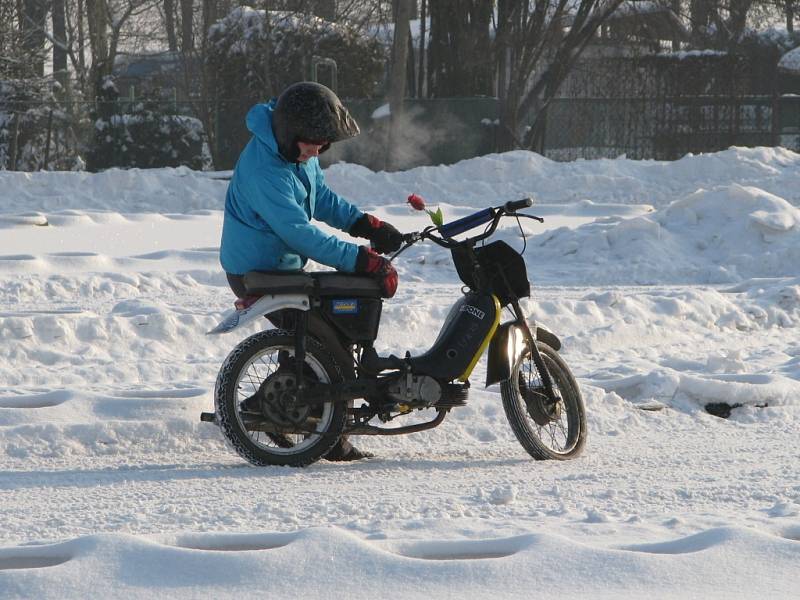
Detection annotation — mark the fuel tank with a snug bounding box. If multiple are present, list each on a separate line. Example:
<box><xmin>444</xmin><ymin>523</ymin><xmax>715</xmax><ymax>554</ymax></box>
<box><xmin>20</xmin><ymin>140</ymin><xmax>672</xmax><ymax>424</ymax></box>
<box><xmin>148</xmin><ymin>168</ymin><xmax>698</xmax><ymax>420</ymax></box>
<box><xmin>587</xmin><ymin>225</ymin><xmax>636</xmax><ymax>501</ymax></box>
<box><xmin>408</xmin><ymin>292</ymin><xmax>500</xmax><ymax>382</ymax></box>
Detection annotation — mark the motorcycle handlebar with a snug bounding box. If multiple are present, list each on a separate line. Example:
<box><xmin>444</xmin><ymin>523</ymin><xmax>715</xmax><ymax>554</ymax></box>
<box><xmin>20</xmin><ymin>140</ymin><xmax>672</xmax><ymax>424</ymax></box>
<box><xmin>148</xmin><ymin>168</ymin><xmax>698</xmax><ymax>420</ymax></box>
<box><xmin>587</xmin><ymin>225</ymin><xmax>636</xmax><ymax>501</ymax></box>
<box><xmin>398</xmin><ymin>197</ymin><xmax>540</xmax><ymax>252</ymax></box>
<box><xmin>504</xmin><ymin>197</ymin><xmax>533</xmax><ymax>212</ymax></box>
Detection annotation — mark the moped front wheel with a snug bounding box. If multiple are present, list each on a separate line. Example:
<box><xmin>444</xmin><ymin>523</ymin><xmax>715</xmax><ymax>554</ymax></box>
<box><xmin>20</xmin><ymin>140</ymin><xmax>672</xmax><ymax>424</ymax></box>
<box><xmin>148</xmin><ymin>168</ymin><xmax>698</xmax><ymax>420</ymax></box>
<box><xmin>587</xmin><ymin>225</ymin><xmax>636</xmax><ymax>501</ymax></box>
<box><xmin>501</xmin><ymin>342</ymin><xmax>586</xmax><ymax>460</ymax></box>
<box><xmin>214</xmin><ymin>329</ymin><xmax>346</xmax><ymax>467</ymax></box>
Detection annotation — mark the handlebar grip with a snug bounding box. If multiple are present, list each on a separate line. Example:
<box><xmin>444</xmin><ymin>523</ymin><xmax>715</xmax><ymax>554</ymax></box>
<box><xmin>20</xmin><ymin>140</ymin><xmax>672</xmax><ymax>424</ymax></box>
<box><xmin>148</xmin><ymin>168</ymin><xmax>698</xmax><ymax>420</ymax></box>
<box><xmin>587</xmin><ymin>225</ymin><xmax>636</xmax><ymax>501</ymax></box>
<box><xmin>439</xmin><ymin>207</ymin><xmax>495</xmax><ymax>238</ymax></box>
<box><xmin>504</xmin><ymin>198</ymin><xmax>533</xmax><ymax>212</ymax></box>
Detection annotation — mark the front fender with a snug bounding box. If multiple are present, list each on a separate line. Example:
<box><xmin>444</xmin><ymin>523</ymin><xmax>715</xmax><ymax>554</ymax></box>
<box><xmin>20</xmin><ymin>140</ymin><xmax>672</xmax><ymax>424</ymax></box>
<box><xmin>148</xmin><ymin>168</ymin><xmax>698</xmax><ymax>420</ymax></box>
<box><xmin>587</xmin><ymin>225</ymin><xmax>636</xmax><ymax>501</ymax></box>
<box><xmin>485</xmin><ymin>321</ymin><xmax>562</xmax><ymax>387</ymax></box>
<box><xmin>207</xmin><ymin>294</ymin><xmax>310</xmax><ymax>335</ymax></box>
<box><xmin>535</xmin><ymin>323</ymin><xmax>561</xmax><ymax>352</ymax></box>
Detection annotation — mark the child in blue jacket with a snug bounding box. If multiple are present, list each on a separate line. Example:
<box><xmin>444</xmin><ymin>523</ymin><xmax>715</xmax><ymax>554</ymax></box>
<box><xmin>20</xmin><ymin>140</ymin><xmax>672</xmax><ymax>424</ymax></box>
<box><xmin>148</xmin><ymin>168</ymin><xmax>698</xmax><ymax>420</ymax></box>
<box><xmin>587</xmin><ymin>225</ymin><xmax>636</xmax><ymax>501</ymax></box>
<box><xmin>220</xmin><ymin>82</ymin><xmax>403</xmax><ymax>460</ymax></box>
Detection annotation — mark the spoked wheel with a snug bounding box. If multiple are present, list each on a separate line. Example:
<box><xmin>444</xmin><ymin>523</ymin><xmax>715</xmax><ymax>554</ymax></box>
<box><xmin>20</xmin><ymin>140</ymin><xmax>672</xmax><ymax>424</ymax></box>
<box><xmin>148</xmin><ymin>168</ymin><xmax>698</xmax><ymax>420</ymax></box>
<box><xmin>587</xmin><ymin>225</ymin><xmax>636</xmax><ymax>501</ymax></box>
<box><xmin>214</xmin><ymin>329</ymin><xmax>346</xmax><ymax>467</ymax></box>
<box><xmin>501</xmin><ymin>342</ymin><xmax>586</xmax><ymax>460</ymax></box>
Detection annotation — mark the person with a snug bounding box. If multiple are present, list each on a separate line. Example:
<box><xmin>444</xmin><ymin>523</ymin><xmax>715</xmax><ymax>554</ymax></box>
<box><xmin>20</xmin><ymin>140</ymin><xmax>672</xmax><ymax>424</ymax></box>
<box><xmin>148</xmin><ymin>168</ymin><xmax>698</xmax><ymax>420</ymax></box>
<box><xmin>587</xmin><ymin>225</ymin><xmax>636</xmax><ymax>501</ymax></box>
<box><xmin>219</xmin><ymin>81</ymin><xmax>403</xmax><ymax>461</ymax></box>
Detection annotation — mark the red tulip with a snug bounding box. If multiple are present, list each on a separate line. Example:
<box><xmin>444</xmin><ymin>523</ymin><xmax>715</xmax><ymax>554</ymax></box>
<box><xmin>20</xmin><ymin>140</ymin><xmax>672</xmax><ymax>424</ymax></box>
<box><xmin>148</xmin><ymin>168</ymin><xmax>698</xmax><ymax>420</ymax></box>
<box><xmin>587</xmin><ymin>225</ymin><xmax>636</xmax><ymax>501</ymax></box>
<box><xmin>407</xmin><ymin>193</ymin><xmax>426</xmax><ymax>211</ymax></box>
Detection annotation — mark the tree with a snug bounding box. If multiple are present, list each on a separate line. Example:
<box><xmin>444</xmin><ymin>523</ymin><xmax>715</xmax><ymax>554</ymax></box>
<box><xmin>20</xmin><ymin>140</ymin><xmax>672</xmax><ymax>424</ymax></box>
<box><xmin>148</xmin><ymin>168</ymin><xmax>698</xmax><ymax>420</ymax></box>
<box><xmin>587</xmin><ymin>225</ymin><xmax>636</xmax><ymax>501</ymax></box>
<box><xmin>427</xmin><ymin>1</ymin><xmax>493</xmax><ymax>97</ymax></box>
<box><xmin>0</xmin><ymin>2</ymin><xmax>25</xmax><ymax>78</ymax></box>
<box><xmin>53</xmin><ymin>0</ymin><xmax>70</xmax><ymax>94</ymax></box>
<box><xmin>0</xmin><ymin>0</ymin><xmax>49</xmax><ymax>79</ymax></box>
<box><xmin>22</xmin><ymin>0</ymin><xmax>49</xmax><ymax>77</ymax></box>
<box><xmin>180</xmin><ymin>0</ymin><xmax>193</xmax><ymax>50</ymax></box>
<box><xmin>689</xmin><ymin>0</ymin><xmax>714</xmax><ymax>43</ymax></box>
<box><xmin>164</xmin><ymin>0</ymin><xmax>178</xmax><ymax>51</ymax></box>
<box><xmin>683</xmin><ymin>0</ymin><xmax>782</xmax><ymax>48</ymax></box>
<box><xmin>494</xmin><ymin>0</ymin><xmax>625</xmax><ymax>151</ymax></box>
<box><xmin>85</xmin><ymin>0</ymin><xmax>162</xmax><ymax>95</ymax></box>
<box><xmin>784</xmin><ymin>1</ymin><xmax>796</xmax><ymax>32</ymax></box>
<box><xmin>386</xmin><ymin>0</ymin><xmax>412</xmax><ymax>169</ymax></box>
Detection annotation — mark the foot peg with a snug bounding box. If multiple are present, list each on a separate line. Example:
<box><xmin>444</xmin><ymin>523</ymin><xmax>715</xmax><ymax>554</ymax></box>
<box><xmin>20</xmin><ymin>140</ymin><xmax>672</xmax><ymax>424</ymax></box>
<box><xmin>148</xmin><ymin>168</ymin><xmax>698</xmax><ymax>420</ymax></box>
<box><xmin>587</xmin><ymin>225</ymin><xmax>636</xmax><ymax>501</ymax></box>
<box><xmin>200</xmin><ymin>412</ymin><xmax>217</xmax><ymax>424</ymax></box>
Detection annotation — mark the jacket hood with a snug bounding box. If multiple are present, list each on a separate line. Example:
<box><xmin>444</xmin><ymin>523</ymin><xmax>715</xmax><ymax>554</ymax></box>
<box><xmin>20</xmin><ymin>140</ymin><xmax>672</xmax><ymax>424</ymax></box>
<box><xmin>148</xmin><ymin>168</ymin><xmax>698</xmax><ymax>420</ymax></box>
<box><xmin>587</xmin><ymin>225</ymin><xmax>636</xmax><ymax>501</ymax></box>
<box><xmin>246</xmin><ymin>101</ymin><xmax>281</xmax><ymax>156</ymax></box>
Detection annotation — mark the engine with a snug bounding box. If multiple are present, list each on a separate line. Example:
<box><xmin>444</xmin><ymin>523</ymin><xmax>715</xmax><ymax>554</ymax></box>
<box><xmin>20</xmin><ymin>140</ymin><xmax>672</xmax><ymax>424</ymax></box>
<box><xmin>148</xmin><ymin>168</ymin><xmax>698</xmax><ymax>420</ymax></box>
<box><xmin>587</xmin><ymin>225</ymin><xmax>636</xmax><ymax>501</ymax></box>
<box><xmin>385</xmin><ymin>373</ymin><xmax>442</xmax><ymax>407</ymax></box>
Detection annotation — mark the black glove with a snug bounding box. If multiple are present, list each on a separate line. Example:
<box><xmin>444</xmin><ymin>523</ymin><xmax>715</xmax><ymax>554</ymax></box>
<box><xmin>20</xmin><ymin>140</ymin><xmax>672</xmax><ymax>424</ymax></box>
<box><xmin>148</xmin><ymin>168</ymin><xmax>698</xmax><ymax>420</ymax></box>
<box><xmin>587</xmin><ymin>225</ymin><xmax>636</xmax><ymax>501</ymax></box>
<box><xmin>355</xmin><ymin>246</ymin><xmax>398</xmax><ymax>298</ymax></box>
<box><xmin>349</xmin><ymin>214</ymin><xmax>404</xmax><ymax>255</ymax></box>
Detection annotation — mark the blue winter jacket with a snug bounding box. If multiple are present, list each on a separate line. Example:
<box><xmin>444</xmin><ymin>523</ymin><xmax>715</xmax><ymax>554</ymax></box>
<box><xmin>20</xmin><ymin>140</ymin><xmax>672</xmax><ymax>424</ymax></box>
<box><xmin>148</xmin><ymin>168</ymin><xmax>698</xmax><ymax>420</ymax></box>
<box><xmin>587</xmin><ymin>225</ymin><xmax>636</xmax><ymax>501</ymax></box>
<box><xmin>219</xmin><ymin>102</ymin><xmax>363</xmax><ymax>275</ymax></box>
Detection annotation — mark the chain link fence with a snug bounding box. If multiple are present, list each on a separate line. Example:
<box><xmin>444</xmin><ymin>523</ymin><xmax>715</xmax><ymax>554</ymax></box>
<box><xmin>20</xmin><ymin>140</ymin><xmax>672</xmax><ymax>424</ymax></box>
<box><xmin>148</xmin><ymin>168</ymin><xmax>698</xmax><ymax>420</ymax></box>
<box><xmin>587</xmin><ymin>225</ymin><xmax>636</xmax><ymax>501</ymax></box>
<box><xmin>0</xmin><ymin>94</ymin><xmax>786</xmax><ymax>172</ymax></box>
<box><xmin>543</xmin><ymin>95</ymin><xmax>776</xmax><ymax>161</ymax></box>
<box><xmin>541</xmin><ymin>52</ymin><xmax>781</xmax><ymax>161</ymax></box>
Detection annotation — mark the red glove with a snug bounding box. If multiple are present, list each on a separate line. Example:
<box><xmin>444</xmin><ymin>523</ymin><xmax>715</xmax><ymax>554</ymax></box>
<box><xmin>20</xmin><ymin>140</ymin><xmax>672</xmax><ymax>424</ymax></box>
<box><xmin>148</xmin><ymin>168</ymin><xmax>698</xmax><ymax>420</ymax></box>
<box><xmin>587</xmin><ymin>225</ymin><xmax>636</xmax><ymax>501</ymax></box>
<box><xmin>355</xmin><ymin>246</ymin><xmax>398</xmax><ymax>298</ymax></box>
<box><xmin>349</xmin><ymin>214</ymin><xmax>404</xmax><ymax>254</ymax></box>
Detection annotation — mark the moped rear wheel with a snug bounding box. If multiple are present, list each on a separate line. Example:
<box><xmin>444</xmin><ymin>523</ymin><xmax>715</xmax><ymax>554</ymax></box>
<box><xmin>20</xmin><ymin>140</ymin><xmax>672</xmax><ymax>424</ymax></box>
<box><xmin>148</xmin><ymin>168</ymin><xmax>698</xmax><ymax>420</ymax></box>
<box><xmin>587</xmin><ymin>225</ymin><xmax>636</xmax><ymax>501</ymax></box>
<box><xmin>501</xmin><ymin>342</ymin><xmax>586</xmax><ymax>460</ymax></box>
<box><xmin>214</xmin><ymin>329</ymin><xmax>346</xmax><ymax>467</ymax></box>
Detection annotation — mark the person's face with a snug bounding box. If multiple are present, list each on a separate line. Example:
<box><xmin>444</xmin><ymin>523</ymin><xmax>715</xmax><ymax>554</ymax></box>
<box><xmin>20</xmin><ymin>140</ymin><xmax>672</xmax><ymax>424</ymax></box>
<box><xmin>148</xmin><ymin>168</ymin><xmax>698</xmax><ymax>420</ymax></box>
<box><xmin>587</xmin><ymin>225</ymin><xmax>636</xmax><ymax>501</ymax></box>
<box><xmin>297</xmin><ymin>140</ymin><xmax>326</xmax><ymax>162</ymax></box>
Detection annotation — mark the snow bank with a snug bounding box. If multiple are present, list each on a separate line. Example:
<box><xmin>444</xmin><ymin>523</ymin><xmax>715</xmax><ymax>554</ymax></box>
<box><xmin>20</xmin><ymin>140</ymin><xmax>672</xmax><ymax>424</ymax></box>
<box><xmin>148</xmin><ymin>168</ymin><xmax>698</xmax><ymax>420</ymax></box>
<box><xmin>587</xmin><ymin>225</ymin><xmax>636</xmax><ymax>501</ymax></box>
<box><xmin>524</xmin><ymin>184</ymin><xmax>800</xmax><ymax>284</ymax></box>
<box><xmin>1</xmin><ymin>526</ymin><xmax>798</xmax><ymax>599</ymax></box>
<box><xmin>0</xmin><ymin>168</ymin><xmax>227</xmax><ymax>214</ymax></box>
<box><xmin>325</xmin><ymin>146</ymin><xmax>800</xmax><ymax>208</ymax></box>
<box><xmin>3</xmin><ymin>146</ymin><xmax>800</xmax><ymax>215</ymax></box>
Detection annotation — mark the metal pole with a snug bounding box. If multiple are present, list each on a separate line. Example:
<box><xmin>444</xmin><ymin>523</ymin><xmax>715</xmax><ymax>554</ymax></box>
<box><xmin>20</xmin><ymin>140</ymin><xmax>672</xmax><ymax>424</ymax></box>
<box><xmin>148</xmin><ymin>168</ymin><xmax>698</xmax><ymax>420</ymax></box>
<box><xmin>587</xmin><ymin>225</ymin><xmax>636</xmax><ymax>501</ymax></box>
<box><xmin>386</xmin><ymin>0</ymin><xmax>413</xmax><ymax>170</ymax></box>
<box><xmin>311</xmin><ymin>56</ymin><xmax>338</xmax><ymax>92</ymax></box>
<box><xmin>10</xmin><ymin>113</ymin><xmax>21</xmax><ymax>170</ymax></box>
<box><xmin>44</xmin><ymin>108</ymin><xmax>54</xmax><ymax>169</ymax></box>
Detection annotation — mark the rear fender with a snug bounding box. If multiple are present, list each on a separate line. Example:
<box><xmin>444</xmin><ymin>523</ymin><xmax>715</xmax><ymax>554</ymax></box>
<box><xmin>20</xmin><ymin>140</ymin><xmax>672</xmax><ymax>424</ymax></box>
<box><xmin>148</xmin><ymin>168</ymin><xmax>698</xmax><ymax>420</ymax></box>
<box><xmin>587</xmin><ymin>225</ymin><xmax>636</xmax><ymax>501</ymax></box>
<box><xmin>485</xmin><ymin>321</ymin><xmax>562</xmax><ymax>387</ymax></box>
<box><xmin>207</xmin><ymin>294</ymin><xmax>310</xmax><ymax>335</ymax></box>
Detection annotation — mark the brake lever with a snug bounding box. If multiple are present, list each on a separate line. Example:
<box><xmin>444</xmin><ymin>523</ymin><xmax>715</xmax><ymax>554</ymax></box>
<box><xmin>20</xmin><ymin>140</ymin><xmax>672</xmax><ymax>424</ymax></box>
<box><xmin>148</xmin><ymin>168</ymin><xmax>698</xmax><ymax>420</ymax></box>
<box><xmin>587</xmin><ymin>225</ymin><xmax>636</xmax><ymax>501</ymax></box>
<box><xmin>513</xmin><ymin>213</ymin><xmax>544</xmax><ymax>223</ymax></box>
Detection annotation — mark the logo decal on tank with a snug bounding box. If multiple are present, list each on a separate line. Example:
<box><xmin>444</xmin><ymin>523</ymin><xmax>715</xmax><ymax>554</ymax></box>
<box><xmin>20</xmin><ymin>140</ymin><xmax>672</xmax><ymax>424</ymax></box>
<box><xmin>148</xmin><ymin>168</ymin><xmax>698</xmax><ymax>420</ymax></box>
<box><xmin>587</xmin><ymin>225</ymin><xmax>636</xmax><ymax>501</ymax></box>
<box><xmin>460</xmin><ymin>305</ymin><xmax>486</xmax><ymax>320</ymax></box>
<box><xmin>332</xmin><ymin>299</ymin><xmax>359</xmax><ymax>314</ymax></box>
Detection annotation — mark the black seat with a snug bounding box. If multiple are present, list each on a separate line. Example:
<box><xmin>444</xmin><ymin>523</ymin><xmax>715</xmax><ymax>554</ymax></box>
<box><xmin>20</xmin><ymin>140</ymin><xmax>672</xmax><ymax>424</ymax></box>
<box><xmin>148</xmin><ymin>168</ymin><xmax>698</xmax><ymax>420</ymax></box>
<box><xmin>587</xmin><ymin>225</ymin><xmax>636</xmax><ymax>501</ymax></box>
<box><xmin>243</xmin><ymin>271</ymin><xmax>315</xmax><ymax>295</ymax></box>
<box><xmin>243</xmin><ymin>271</ymin><xmax>381</xmax><ymax>298</ymax></box>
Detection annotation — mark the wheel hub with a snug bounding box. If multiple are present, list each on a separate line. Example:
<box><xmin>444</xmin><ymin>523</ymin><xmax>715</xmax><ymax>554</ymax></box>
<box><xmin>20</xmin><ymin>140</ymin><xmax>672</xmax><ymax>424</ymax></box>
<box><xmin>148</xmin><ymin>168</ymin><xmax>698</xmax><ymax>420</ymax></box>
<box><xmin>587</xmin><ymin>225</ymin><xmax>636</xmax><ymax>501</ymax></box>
<box><xmin>258</xmin><ymin>371</ymin><xmax>310</xmax><ymax>427</ymax></box>
<box><xmin>519</xmin><ymin>374</ymin><xmax>561</xmax><ymax>426</ymax></box>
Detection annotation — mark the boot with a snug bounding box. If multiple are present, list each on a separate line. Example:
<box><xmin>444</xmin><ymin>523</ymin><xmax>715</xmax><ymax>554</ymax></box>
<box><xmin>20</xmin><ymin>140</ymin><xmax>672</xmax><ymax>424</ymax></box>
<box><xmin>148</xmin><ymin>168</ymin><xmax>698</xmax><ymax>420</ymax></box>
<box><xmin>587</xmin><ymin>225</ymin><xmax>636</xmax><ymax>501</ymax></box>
<box><xmin>324</xmin><ymin>437</ymin><xmax>375</xmax><ymax>462</ymax></box>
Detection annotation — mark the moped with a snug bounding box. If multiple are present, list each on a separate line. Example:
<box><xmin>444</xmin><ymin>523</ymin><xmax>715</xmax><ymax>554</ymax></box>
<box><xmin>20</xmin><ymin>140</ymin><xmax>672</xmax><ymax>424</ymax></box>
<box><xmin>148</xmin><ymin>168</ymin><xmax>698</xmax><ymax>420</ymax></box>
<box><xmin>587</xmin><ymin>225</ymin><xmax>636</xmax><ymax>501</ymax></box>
<box><xmin>202</xmin><ymin>198</ymin><xmax>586</xmax><ymax>467</ymax></box>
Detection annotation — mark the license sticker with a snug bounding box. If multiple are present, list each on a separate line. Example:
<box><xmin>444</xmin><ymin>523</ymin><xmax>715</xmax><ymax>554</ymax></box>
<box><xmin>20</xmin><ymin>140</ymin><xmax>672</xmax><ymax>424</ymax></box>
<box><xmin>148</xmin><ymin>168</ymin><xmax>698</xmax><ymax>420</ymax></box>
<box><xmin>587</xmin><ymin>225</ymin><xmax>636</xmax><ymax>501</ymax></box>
<box><xmin>332</xmin><ymin>299</ymin><xmax>359</xmax><ymax>314</ymax></box>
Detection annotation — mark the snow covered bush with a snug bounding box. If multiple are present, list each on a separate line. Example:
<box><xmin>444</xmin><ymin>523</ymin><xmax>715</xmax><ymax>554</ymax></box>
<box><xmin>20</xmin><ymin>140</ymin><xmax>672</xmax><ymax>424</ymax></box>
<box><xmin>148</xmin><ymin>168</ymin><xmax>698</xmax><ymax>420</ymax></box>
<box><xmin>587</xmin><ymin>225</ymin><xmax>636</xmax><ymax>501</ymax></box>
<box><xmin>0</xmin><ymin>79</ymin><xmax>83</xmax><ymax>171</ymax></box>
<box><xmin>206</xmin><ymin>7</ymin><xmax>384</xmax><ymax>168</ymax></box>
<box><xmin>87</xmin><ymin>78</ymin><xmax>204</xmax><ymax>171</ymax></box>
<box><xmin>207</xmin><ymin>7</ymin><xmax>384</xmax><ymax>100</ymax></box>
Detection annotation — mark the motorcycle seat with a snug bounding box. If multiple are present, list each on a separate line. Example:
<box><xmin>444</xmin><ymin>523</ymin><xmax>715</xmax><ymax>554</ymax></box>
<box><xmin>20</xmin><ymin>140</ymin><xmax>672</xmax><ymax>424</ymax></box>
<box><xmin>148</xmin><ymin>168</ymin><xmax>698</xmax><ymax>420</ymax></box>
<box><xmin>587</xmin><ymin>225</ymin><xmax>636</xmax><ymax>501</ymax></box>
<box><xmin>243</xmin><ymin>271</ymin><xmax>382</xmax><ymax>298</ymax></box>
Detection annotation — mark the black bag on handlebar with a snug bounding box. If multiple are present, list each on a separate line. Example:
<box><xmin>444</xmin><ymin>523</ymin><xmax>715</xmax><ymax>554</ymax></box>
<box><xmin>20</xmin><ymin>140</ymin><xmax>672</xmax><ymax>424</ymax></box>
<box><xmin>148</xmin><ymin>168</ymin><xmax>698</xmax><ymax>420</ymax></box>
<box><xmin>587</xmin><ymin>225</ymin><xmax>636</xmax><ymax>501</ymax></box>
<box><xmin>452</xmin><ymin>241</ymin><xmax>530</xmax><ymax>305</ymax></box>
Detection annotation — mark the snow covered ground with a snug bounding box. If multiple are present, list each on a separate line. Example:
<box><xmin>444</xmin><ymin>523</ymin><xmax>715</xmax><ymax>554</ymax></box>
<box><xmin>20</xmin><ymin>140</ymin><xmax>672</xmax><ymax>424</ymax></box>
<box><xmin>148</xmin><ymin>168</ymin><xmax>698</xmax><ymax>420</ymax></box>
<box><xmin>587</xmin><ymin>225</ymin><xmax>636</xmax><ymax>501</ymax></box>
<box><xmin>1</xmin><ymin>147</ymin><xmax>799</xmax><ymax>598</ymax></box>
